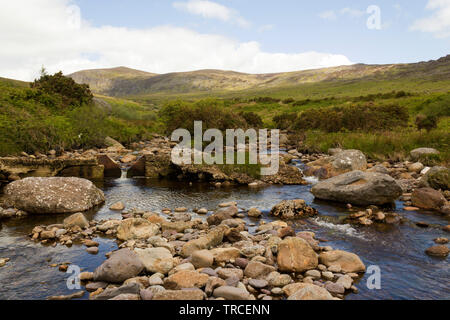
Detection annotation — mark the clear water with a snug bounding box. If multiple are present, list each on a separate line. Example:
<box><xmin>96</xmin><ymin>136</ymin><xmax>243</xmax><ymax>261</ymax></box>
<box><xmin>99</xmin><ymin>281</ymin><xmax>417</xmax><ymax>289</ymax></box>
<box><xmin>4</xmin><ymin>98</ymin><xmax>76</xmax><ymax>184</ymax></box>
<box><xmin>0</xmin><ymin>175</ymin><xmax>449</xmax><ymax>300</ymax></box>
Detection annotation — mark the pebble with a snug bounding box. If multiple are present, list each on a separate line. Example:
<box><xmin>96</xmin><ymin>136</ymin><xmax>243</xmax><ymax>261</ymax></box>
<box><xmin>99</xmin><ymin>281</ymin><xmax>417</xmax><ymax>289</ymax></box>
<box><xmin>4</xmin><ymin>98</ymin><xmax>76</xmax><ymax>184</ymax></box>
<box><xmin>86</xmin><ymin>247</ymin><xmax>99</xmax><ymax>254</ymax></box>
<box><xmin>248</xmin><ymin>279</ymin><xmax>268</xmax><ymax>289</ymax></box>
<box><xmin>434</xmin><ymin>238</ymin><xmax>449</xmax><ymax>244</ymax></box>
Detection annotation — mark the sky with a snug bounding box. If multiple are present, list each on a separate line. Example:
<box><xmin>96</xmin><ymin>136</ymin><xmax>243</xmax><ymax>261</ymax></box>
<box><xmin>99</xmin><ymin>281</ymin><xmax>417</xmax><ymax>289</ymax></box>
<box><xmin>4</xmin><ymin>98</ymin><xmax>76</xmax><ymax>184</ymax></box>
<box><xmin>0</xmin><ymin>0</ymin><xmax>449</xmax><ymax>81</ymax></box>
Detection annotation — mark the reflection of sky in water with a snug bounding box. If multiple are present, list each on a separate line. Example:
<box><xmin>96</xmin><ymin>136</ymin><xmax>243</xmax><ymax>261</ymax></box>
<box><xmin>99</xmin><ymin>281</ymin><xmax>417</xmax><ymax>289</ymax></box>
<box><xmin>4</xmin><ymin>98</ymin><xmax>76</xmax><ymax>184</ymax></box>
<box><xmin>0</xmin><ymin>177</ymin><xmax>449</xmax><ymax>300</ymax></box>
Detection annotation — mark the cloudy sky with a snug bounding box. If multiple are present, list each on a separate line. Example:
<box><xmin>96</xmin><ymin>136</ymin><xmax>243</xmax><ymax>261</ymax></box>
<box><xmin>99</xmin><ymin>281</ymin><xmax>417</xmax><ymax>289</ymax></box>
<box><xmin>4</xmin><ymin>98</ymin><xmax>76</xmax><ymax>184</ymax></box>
<box><xmin>0</xmin><ymin>0</ymin><xmax>449</xmax><ymax>81</ymax></box>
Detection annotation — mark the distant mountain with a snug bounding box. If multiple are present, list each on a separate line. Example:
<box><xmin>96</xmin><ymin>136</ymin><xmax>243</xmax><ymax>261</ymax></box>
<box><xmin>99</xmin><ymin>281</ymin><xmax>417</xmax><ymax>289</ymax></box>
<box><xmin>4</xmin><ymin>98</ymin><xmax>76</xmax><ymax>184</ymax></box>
<box><xmin>67</xmin><ymin>55</ymin><xmax>450</xmax><ymax>100</ymax></box>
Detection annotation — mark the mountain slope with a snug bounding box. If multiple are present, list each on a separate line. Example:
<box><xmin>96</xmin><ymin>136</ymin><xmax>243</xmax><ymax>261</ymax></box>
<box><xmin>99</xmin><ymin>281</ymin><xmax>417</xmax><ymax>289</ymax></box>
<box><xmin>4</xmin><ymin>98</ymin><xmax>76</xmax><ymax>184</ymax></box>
<box><xmin>68</xmin><ymin>55</ymin><xmax>450</xmax><ymax>100</ymax></box>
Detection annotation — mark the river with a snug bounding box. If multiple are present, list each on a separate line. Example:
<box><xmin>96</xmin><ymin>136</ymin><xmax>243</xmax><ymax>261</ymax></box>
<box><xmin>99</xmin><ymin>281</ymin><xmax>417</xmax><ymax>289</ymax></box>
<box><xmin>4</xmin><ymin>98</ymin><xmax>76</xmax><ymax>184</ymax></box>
<box><xmin>0</xmin><ymin>171</ymin><xmax>449</xmax><ymax>300</ymax></box>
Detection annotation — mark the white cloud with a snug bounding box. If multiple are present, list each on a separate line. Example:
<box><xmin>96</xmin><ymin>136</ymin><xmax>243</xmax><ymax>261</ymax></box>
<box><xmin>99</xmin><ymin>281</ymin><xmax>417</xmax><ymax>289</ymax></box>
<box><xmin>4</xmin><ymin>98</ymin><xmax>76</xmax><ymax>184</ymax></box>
<box><xmin>411</xmin><ymin>0</ymin><xmax>450</xmax><ymax>38</ymax></box>
<box><xmin>173</xmin><ymin>0</ymin><xmax>249</xmax><ymax>27</ymax></box>
<box><xmin>318</xmin><ymin>10</ymin><xmax>337</xmax><ymax>21</ymax></box>
<box><xmin>0</xmin><ymin>0</ymin><xmax>352</xmax><ymax>81</ymax></box>
<box><xmin>340</xmin><ymin>7</ymin><xmax>365</xmax><ymax>18</ymax></box>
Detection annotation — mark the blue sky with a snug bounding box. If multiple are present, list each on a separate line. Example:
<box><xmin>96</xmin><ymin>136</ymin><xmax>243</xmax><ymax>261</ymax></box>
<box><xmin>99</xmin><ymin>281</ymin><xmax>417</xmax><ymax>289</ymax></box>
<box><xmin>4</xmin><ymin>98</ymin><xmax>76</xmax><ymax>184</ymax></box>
<box><xmin>73</xmin><ymin>0</ymin><xmax>449</xmax><ymax>64</ymax></box>
<box><xmin>0</xmin><ymin>0</ymin><xmax>449</xmax><ymax>80</ymax></box>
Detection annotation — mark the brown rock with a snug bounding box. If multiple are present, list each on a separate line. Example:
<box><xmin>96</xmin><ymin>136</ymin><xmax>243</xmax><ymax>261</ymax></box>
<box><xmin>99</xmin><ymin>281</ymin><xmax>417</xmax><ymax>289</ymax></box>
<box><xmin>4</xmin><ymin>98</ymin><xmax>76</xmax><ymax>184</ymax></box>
<box><xmin>319</xmin><ymin>250</ymin><xmax>366</xmax><ymax>273</ymax></box>
<box><xmin>425</xmin><ymin>245</ymin><xmax>449</xmax><ymax>257</ymax></box>
<box><xmin>244</xmin><ymin>261</ymin><xmax>276</xmax><ymax>279</ymax></box>
<box><xmin>277</xmin><ymin>237</ymin><xmax>318</xmax><ymax>273</ymax></box>
<box><xmin>412</xmin><ymin>188</ymin><xmax>446</xmax><ymax>211</ymax></box>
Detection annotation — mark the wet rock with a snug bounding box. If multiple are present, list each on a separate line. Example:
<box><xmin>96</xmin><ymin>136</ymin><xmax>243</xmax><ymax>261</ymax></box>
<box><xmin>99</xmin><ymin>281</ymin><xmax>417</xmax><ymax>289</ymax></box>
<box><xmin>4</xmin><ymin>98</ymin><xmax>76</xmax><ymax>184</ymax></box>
<box><xmin>93</xmin><ymin>249</ymin><xmax>144</xmax><ymax>283</ymax></box>
<box><xmin>116</xmin><ymin>218</ymin><xmax>160</xmax><ymax>241</ymax></box>
<box><xmin>287</xmin><ymin>284</ymin><xmax>333</xmax><ymax>300</ymax></box>
<box><xmin>47</xmin><ymin>291</ymin><xmax>85</xmax><ymax>300</ymax></box>
<box><xmin>110</xmin><ymin>202</ymin><xmax>125</xmax><ymax>211</ymax></box>
<box><xmin>425</xmin><ymin>245</ymin><xmax>449</xmax><ymax>257</ymax></box>
<box><xmin>434</xmin><ymin>238</ymin><xmax>449</xmax><ymax>244</ymax></box>
<box><xmin>97</xmin><ymin>154</ymin><xmax>122</xmax><ymax>178</ymax></box>
<box><xmin>0</xmin><ymin>258</ymin><xmax>10</xmax><ymax>267</ymax></box>
<box><xmin>311</xmin><ymin>171</ymin><xmax>402</xmax><ymax>206</ymax></box>
<box><xmin>63</xmin><ymin>212</ymin><xmax>89</xmax><ymax>229</ymax></box>
<box><xmin>305</xmin><ymin>150</ymin><xmax>367</xmax><ymax>179</ymax></box>
<box><xmin>85</xmin><ymin>281</ymin><xmax>109</xmax><ymax>292</ymax></box>
<box><xmin>164</xmin><ymin>270</ymin><xmax>209</xmax><ymax>289</ymax></box>
<box><xmin>213</xmin><ymin>286</ymin><xmax>251</xmax><ymax>300</ymax></box>
<box><xmin>134</xmin><ymin>247</ymin><xmax>174</xmax><ymax>274</ymax></box>
<box><xmin>277</xmin><ymin>237</ymin><xmax>318</xmax><ymax>273</ymax></box>
<box><xmin>3</xmin><ymin>177</ymin><xmax>105</xmax><ymax>214</ymax></box>
<box><xmin>412</xmin><ymin>188</ymin><xmax>446</xmax><ymax>211</ymax></box>
<box><xmin>248</xmin><ymin>208</ymin><xmax>262</xmax><ymax>218</ymax></box>
<box><xmin>270</xmin><ymin>200</ymin><xmax>318</xmax><ymax>219</ymax></box>
<box><xmin>86</xmin><ymin>247</ymin><xmax>99</xmax><ymax>254</ymax></box>
<box><xmin>319</xmin><ymin>250</ymin><xmax>366</xmax><ymax>273</ymax></box>
<box><xmin>153</xmin><ymin>289</ymin><xmax>205</xmax><ymax>300</ymax></box>
<box><xmin>191</xmin><ymin>250</ymin><xmax>214</xmax><ymax>268</ymax></box>
<box><xmin>244</xmin><ymin>261</ymin><xmax>276</xmax><ymax>279</ymax></box>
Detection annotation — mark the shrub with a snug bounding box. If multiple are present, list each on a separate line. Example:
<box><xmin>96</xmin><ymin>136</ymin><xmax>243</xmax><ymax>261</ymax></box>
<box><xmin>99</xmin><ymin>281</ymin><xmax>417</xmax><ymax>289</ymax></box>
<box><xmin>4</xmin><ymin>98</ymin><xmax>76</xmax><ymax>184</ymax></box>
<box><xmin>273</xmin><ymin>113</ymin><xmax>297</xmax><ymax>130</ymax></box>
<box><xmin>31</xmin><ymin>71</ymin><xmax>93</xmax><ymax>109</ymax></box>
<box><xmin>239</xmin><ymin>112</ymin><xmax>263</xmax><ymax>128</ymax></box>
<box><xmin>416</xmin><ymin>114</ymin><xmax>438</xmax><ymax>132</ymax></box>
<box><xmin>293</xmin><ymin>103</ymin><xmax>409</xmax><ymax>132</ymax></box>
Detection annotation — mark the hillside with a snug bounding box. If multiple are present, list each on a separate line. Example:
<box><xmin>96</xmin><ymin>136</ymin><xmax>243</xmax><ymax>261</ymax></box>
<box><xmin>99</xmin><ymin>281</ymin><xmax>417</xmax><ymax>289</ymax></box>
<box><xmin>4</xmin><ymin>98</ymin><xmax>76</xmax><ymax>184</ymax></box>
<box><xmin>68</xmin><ymin>55</ymin><xmax>450</xmax><ymax>102</ymax></box>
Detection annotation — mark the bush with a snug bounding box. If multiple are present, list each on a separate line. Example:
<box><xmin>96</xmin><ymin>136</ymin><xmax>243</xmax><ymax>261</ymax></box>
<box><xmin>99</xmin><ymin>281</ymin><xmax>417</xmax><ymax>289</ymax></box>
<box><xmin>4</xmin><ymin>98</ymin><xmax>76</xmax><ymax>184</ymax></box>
<box><xmin>294</xmin><ymin>103</ymin><xmax>409</xmax><ymax>132</ymax></box>
<box><xmin>416</xmin><ymin>114</ymin><xmax>438</xmax><ymax>132</ymax></box>
<box><xmin>273</xmin><ymin>113</ymin><xmax>297</xmax><ymax>130</ymax></box>
<box><xmin>31</xmin><ymin>71</ymin><xmax>93</xmax><ymax>109</ymax></box>
<box><xmin>239</xmin><ymin>112</ymin><xmax>263</xmax><ymax>128</ymax></box>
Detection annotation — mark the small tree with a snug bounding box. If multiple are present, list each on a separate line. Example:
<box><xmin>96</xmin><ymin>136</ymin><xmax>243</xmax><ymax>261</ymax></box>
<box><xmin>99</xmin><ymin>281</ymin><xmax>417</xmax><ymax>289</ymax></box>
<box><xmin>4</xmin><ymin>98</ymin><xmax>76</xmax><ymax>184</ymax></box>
<box><xmin>31</xmin><ymin>71</ymin><xmax>93</xmax><ymax>109</ymax></box>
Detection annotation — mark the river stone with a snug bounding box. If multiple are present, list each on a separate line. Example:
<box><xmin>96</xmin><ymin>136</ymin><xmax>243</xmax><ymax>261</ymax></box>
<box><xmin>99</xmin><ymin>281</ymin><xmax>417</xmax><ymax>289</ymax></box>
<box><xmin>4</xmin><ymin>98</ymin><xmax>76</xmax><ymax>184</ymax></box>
<box><xmin>191</xmin><ymin>250</ymin><xmax>214</xmax><ymax>268</ymax></box>
<box><xmin>92</xmin><ymin>283</ymin><xmax>142</xmax><ymax>300</ymax></box>
<box><xmin>325</xmin><ymin>282</ymin><xmax>345</xmax><ymax>295</ymax></box>
<box><xmin>164</xmin><ymin>270</ymin><xmax>209</xmax><ymax>289</ymax></box>
<box><xmin>93</xmin><ymin>249</ymin><xmax>144</xmax><ymax>283</ymax></box>
<box><xmin>270</xmin><ymin>199</ymin><xmax>317</xmax><ymax>219</ymax></box>
<box><xmin>63</xmin><ymin>212</ymin><xmax>89</xmax><ymax>229</ymax></box>
<box><xmin>305</xmin><ymin>150</ymin><xmax>367</xmax><ymax>179</ymax></box>
<box><xmin>412</xmin><ymin>188</ymin><xmax>446</xmax><ymax>211</ymax></box>
<box><xmin>3</xmin><ymin>177</ymin><xmax>105</xmax><ymax>214</ymax></box>
<box><xmin>311</xmin><ymin>171</ymin><xmax>402</xmax><ymax>206</ymax></box>
<box><xmin>277</xmin><ymin>237</ymin><xmax>318</xmax><ymax>273</ymax></box>
<box><xmin>116</xmin><ymin>218</ymin><xmax>160</xmax><ymax>241</ymax></box>
<box><xmin>134</xmin><ymin>247</ymin><xmax>174</xmax><ymax>274</ymax></box>
<box><xmin>153</xmin><ymin>289</ymin><xmax>204</xmax><ymax>300</ymax></box>
<box><xmin>425</xmin><ymin>245</ymin><xmax>449</xmax><ymax>257</ymax></box>
<box><xmin>319</xmin><ymin>250</ymin><xmax>366</xmax><ymax>273</ymax></box>
<box><xmin>244</xmin><ymin>261</ymin><xmax>276</xmax><ymax>279</ymax></box>
<box><xmin>210</xmin><ymin>247</ymin><xmax>241</xmax><ymax>263</ymax></box>
<box><xmin>181</xmin><ymin>226</ymin><xmax>227</xmax><ymax>257</ymax></box>
<box><xmin>248</xmin><ymin>279</ymin><xmax>268</xmax><ymax>289</ymax></box>
<box><xmin>207</xmin><ymin>206</ymin><xmax>238</xmax><ymax>225</ymax></box>
<box><xmin>110</xmin><ymin>202</ymin><xmax>125</xmax><ymax>211</ymax></box>
<box><xmin>217</xmin><ymin>268</ymin><xmax>244</xmax><ymax>280</ymax></box>
<box><xmin>287</xmin><ymin>284</ymin><xmax>333</xmax><ymax>300</ymax></box>
<box><xmin>248</xmin><ymin>208</ymin><xmax>262</xmax><ymax>218</ymax></box>
<box><xmin>410</xmin><ymin>148</ymin><xmax>440</xmax><ymax>161</ymax></box>
<box><xmin>213</xmin><ymin>286</ymin><xmax>251</xmax><ymax>300</ymax></box>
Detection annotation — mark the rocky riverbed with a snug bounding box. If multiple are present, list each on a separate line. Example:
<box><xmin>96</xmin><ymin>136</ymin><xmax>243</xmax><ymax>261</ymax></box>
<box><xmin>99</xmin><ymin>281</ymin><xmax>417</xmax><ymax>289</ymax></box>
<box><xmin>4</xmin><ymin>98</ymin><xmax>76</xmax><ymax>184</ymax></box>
<box><xmin>0</xmin><ymin>139</ymin><xmax>449</xmax><ymax>300</ymax></box>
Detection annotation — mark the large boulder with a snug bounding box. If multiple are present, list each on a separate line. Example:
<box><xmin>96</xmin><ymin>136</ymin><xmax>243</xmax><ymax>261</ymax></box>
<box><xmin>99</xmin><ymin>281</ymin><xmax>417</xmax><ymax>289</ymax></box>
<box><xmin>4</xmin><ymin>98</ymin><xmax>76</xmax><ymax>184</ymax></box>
<box><xmin>311</xmin><ymin>171</ymin><xmax>402</xmax><ymax>206</ymax></box>
<box><xmin>93</xmin><ymin>249</ymin><xmax>144</xmax><ymax>283</ymax></box>
<box><xmin>3</xmin><ymin>177</ymin><xmax>105</xmax><ymax>214</ymax></box>
<box><xmin>420</xmin><ymin>167</ymin><xmax>449</xmax><ymax>191</ymax></box>
<box><xmin>134</xmin><ymin>247</ymin><xmax>174</xmax><ymax>274</ymax></box>
<box><xmin>116</xmin><ymin>218</ymin><xmax>160</xmax><ymax>241</ymax></box>
<box><xmin>304</xmin><ymin>150</ymin><xmax>367</xmax><ymax>179</ymax></box>
<box><xmin>410</xmin><ymin>148</ymin><xmax>440</xmax><ymax>161</ymax></box>
<box><xmin>270</xmin><ymin>200</ymin><xmax>318</xmax><ymax>219</ymax></box>
<box><xmin>277</xmin><ymin>237</ymin><xmax>318</xmax><ymax>273</ymax></box>
<box><xmin>319</xmin><ymin>250</ymin><xmax>366</xmax><ymax>273</ymax></box>
<box><xmin>412</xmin><ymin>188</ymin><xmax>446</xmax><ymax>211</ymax></box>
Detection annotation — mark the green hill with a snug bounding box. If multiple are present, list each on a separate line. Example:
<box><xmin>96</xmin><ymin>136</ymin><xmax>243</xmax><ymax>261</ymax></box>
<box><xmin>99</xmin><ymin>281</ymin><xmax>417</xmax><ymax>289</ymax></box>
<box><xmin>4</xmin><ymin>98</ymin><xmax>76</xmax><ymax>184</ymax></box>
<box><xmin>68</xmin><ymin>55</ymin><xmax>450</xmax><ymax>103</ymax></box>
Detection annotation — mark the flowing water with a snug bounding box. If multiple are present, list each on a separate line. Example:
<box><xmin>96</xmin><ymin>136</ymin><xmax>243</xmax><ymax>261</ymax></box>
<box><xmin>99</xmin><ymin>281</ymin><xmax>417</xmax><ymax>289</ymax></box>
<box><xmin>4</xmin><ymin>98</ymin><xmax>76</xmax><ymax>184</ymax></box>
<box><xmin>0</xmin><ymin>171</ymin><xmax>449</xmax><ymax>300</ymax></box>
